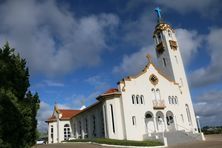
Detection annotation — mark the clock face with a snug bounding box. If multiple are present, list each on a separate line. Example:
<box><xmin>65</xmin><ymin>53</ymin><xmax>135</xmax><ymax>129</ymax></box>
<box><xmin>149</xmin><ymin>74</ymin><xmax>158</xmax><ymax>85</ymax></box>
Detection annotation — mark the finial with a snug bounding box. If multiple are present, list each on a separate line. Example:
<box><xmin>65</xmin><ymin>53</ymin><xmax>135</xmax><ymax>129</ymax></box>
<box><xmin>54</xmin><ymin>101</ymin><xmax>60</xmax><ymax>114</ymax></box>
<box><xmin>146</xmin><ymin>54</ymin><xmax>152</xmax><ymax>64</ymax></box>
<box><xmin>155</xmin><ymin>7</ymin><xmax>162</xmax><ymax>23</ymax></box>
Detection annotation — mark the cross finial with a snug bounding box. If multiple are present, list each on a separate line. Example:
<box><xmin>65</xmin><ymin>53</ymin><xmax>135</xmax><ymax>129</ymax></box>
<box><xmin>155</xmin><ymin>7</ymin><xmax>162</xmax><ymax>22</ymax></box>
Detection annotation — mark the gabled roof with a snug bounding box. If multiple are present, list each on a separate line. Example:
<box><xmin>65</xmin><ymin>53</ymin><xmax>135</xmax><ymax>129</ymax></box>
<box><xmin>96</xmin><ymin>88</ymin><xmax>121</xmax><ymax>100</ymax></box>
<box><xmin>46</xmin><ymin>109</ymin><xmax>81</xmax><ymax>122</ymax></box>
<box><xmin>104</xmin><ymin>88</ymin><xmax>119</xmax><ymax>94</ymax></box>
<box><xmin>46</xmin><ymin>88</ymin><xmax>121</xmax><ymax>122</ymax></box>
<box><xmin>71</xmin><ymin>101</ymin><xmax>101</xmax><ymax>119</ymax></box>
<box><xmin>117</xmin><ymin>54</ymin><xmax>179</xmax><ymax>86</ymax></box>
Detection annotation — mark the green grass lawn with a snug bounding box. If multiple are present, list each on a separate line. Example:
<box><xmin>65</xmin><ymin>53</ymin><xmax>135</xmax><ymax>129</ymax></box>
<box><xmin>66</xmin><ymin>138</ymin><xmax>163</xmax><ymax>146</ymax></box>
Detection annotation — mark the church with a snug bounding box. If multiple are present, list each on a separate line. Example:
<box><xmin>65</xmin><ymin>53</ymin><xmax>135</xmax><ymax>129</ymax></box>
<box><xmin>46</xmin><ymin>8</ymin><xmax>205</xmax><ymax>145</ymax></box>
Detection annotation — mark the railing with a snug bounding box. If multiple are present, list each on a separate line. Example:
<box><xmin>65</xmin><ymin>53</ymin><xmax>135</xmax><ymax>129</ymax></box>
<box><xmin>176</xmin><ymin>123</ymin><xmax>203</xmax><ymax>139</ymax></box>
<box><xmin>176</xmin><ymin>123</ymin><xmax>192</xmax><ymax>132</ymax></box>
<box><xmin>153</xmin><ymin>100</ymin><xmax>166</xmax><ymax>109</ymax></box>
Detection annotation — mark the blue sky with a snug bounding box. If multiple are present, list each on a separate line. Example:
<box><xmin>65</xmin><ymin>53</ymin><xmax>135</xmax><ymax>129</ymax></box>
<box><xmin>0</xmin><ymin>0</ymin><xmax>222</xmax><ymax>131</ymax></box>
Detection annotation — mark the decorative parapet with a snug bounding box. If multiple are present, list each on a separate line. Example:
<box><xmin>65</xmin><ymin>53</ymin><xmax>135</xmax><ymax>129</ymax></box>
<box><xmin>153</xmin><ymin>100</ymin><xmax>166</xmax><ymax>109</ymax></box>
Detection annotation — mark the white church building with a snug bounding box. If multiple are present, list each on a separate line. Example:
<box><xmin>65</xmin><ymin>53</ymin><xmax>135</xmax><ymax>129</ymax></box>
<box><xmin>46</xmin><ymin>8</ymin><xmax>204</xmax><ymax>145</ymax></box>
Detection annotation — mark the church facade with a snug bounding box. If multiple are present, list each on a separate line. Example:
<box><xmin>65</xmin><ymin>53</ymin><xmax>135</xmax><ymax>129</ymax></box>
<box><xmin>46</xmin><ymin>9</ymin><xmax>202</xmax><ymax>144</ymax></box>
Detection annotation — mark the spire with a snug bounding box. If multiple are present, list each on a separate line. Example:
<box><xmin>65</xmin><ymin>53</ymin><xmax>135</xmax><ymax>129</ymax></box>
<box><xmin>155</xmin><ymin>7</ymin><xmax>162</xmax><ymax>23</ymax></box>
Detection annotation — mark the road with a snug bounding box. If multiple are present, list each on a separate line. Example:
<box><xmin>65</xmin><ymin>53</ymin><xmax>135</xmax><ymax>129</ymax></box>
<box><xmin>35</xmin><ymin>134</ymin><xmax>222</xmax><ymax>148</ymax></box>
<box><xmin>169</xmin><ymin>134</ymin><xmax>222</xmax><ymax>148</ymax></box>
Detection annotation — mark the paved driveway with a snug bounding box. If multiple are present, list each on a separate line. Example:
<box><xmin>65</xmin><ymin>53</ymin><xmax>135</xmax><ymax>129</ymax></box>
<box><xmin>169</xmin><ymin>134</ymin><xmax>222</xmax><ymax>148</ymax></box>
<box><xmin>34</xmin><ymin>134</ymin><xmax>222</xmax><ymax>148</ymax></box>
<box><xmin>34</xmin><ymin>143</ymin><xmax>104</xmax><ymax>148</ymax></box>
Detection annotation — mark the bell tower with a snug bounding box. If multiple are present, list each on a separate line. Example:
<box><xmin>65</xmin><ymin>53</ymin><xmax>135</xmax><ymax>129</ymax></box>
<box><xmin>152</xmin><ymin>8</ymin><xmax>199</xmax><ymax>132</ymax></box>
<box><xmin>153</xmin><ymin>8</ymin><xmax>188</xmax><ymax>88</ymax></box>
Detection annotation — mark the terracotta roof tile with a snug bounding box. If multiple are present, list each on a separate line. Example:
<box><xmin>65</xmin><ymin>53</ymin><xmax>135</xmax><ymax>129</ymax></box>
<box><xmin>103</xmin><ymin>88</ymin><xmax>119</xmax><ymax>95</ymax></box>
<box><xmin>46</xmin><ymin>109</ymin><xmax>81</xmax><ymax>122</ymax></box>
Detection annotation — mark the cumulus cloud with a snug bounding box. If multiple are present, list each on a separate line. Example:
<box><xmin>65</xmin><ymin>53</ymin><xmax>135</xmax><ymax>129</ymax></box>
<box><xmin>113</xmin><ymin>45</ymin><xmax>154</xmax><ymax>75</ymax></box>
<box><xmin>37</xmin><ymin>90</ymin><xmax>102</xmax><ymax>132</ymax></box>
<box><xmin>113</xmin><ymin>28</ymin><xmax>202</xmax><ymax>75</ymax></box>
<box><xmin>190</xmin><ymin>28</ymin><xmax>222</xmax><ymax>87</ymax></box>
<box><xmin>194</xmin><ymin>90</ymin><xmax>222</xmax><ymax>126</ymax></box>
<box><xmin>37</xmin><ymin>101</ymin><xmax>52</xmax><ymax>132</ymax></box>
<box><xmin>175</xmin><ymin>29</ymin><xmax>203</xmax><ymax>66</ymax></box>
<box><xmin>0</xmin><ymin>0</ymin><xmax>119</xmax><ymax>76</ymax></box>
<box><xmin>154</xmin><ymin>0</ymin><xmax>221</xmax><ymax>16</ymax></box>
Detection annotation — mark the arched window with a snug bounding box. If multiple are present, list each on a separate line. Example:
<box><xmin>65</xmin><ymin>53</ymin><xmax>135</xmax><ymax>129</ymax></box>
<box><xmin>132</xmin><ymin>95</ymin><xmax>135</xmax><ymax>104</ymax></box>
<box><xmin>175</xmin><ymin>96</ymin><xmax>178</xmax><ymax>104</ymax></box>
<box><xmin>140</xmin><ymin>95</ymin><xmax>144</xmax><ymax>104</ymax></box>
<box><xmin>171</xmin><ymin>96</ymin><xmax>174</xmax><ymax>104</ymax></box>
<box><xmin>85</xmin><ymin>118</ymin><xmax>88</xmax><ymax>135</ymax></box>
<box><xmin>132</xmin><ymin>116</ymin><xmax>136</xmax><ymax>126</ymax></box>
<box><xmin>78</xmin><ymin>121</ymin><xmax>82</xmax><ymax>138</ymax></box>
<box><xmin>92</xmin><ymin>115</ymin><xmax>96</xmax><ymax>136</ymax></box>
<box><xmin>168</xmin><ymin>96</ymin><xmax>171</xmax><ymax>104</ymax></box>
<box><xmin>156</xmin><ymin>89</ymin><xmax>161</xmax><ymax>100</ymax></box>
<box><xmin>50</xmin><ymin>125</ymin><xmax>53</xmax><ymax>142</ymax></box>
<box><xmin>136</xmin><ymin>95</ymin><xmax>139</xmax><ymax>104</ymax></box>
<box><xmin>64</xmin><ymin>124</ymin><xmax>71</xmax><ymax>140</ymax></box>
<box><xmin>168</xmin><ymin>30</ymin><xmax>171</xmax><ymax>37</ymax></box>
<box><xmin>158</xmin><ymin>33</ymin><xmax>161</xmax><ymax>42</ymax></box>
<box><xmin>185</xmin><ymin>104</ymin><xmax>192</xmax><ymax>125</ymax></box>
<box><xmin>151</xmin><ymin>88</ymin><xmax>156</xmax><ymax>100</ymax></box>
<box><xmin>163</xmin><ymin>58</ymin><xmax>167</xmax><ymax>67</ymax></box>
<box><xmin>154</xmin><ymin>36</ymin><xmax>158</xmax><ymax>44</ymax></box>
<box><xmin>145</xmin><ymin>113</ymin><xmax>153</xmax><ymax>119</ymax></box>
<box><xmin>73</xmin><ymin>123</ymin><xmax>76</xmax><ymax>138</ymax></box>
<box><xmin>110</xmin><ymin>105</ymin><xmax>115</xmax><ymax>133</ymax></box>
<box><xmin>175</xmin><ymin>56</ymin><xmax>178</xmax><ymax>64</ymax></box>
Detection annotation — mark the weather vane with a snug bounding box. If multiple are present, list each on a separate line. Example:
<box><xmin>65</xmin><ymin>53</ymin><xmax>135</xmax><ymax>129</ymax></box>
<box><xmin>155</xmin><ymin>7</ymin><xmax>162</xmax><ymax>23</ymax></box>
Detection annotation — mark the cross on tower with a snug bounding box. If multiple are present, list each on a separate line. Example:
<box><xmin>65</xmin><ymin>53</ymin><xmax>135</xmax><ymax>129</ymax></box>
<box><xmin>155</xmin><ymin>7</ymin><xmax>162</xmax><ymax>22</ymax></box>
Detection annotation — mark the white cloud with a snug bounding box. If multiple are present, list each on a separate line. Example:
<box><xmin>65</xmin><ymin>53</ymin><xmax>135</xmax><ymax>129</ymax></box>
<box><xmin>175</xmin><ymin>29</ymin><xmax>203</xmax><ymax>66</ymax></box>
<box><xmin>114</xmin><ymin>28</ymin><xmax>202</xmax><ymax>75</ymax></box>
<box><xmin>85</xmin><ymin>75</ymin><xmax>110</xmax><ymax>91</ymax></box>
<box><xmin>154</xmin><ymin>0</ymin><xmax>221</xmax><ymax>16</ymax></box>
<box><xmin>37</xmin><ymin>101</ymin><xmax>52</xmax><ymax>132</ymax></box>
<box><xmin>194</xmin><ymin>90</ymin><xmax>222</xmax><ymax>126</ymax></box>
<box><xmin>113</xmin><ymin>46</ymin><xmax>154</xmax><ymax>75</ymax></box>
<box><xmin>35</xmin><ymin>80</ymin><xmax>65</xmax><ymax>88</ymax></box>
<box><xmin>190</xmin><ymin>28</ymin><xmax>222</xmax><ymax>87</ymax></box>
<box><xmin>44</xmin><ymin>80</ymin><xmax>64</xmax><ymax>87</ymax></box>
<box><xmin>0</xmin><ymin>0</ymin><xmax>119</xmax><ymax>76</ymax></box>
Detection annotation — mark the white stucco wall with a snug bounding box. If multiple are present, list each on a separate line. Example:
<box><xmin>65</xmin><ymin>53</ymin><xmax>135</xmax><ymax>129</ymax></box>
<box><xmin>48</xmin><ymin>120</ymin><xmax>72</xmax><ymax>144</ymax></box>
<box><xmin>70</xmin><ymin>102</ymin><xmax>105</xmax><ymax>139</ymax></box>
<box><xmin>118</xmin><ymin>64</ymin><xmax>198</xmax><ymax>141</ymax></box>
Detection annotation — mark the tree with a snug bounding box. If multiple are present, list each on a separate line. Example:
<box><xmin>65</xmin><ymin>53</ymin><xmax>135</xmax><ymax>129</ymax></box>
<box><xmin>0</xmin><ymin>42</ymin><xmax>40</xmax><ymax>148</ymax></box>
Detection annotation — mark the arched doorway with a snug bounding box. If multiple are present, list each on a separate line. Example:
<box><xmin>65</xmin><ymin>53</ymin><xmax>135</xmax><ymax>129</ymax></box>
<box><xmin>145</xmin><ymin>112</ymin><xmax>155</xmax><ymax>134</ymax></box>
<box><xmin>166</xmin><ymin>111</ymin><xmax>175</xmax><ymax>131</ymax></box>
<box><xmin>156</xmin><ymin>111</ymin><xmax>165</xmax><ymax>132</ymax></box>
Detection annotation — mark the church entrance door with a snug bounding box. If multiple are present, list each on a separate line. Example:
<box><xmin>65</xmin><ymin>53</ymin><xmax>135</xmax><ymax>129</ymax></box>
<box><xmin>145</xmin><ymin>112</ymin><xmax>155</xmax><ymax>135</ymax></box>
<box><xmin>156</xmin><ymin>111</ymin><xmax>165</xmax><ymax>132</ymax></box>
<box><xmin>166</xmin><ymin>111</ymin><xmax>175</xmax><ymax>131</ymax></box>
